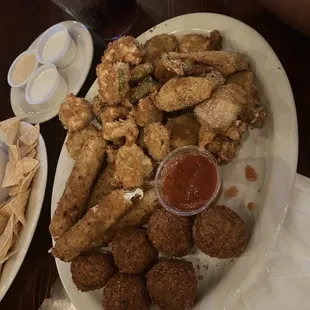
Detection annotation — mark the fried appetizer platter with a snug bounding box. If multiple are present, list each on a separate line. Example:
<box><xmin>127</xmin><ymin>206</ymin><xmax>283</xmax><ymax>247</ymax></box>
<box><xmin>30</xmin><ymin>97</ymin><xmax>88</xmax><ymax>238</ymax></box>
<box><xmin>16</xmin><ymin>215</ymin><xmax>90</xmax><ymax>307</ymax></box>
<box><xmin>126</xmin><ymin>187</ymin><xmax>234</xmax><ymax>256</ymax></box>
<box><xmin>50</xmin><ymin>30</ymin><xmax>266</xmax><ymax>309</ymax></box>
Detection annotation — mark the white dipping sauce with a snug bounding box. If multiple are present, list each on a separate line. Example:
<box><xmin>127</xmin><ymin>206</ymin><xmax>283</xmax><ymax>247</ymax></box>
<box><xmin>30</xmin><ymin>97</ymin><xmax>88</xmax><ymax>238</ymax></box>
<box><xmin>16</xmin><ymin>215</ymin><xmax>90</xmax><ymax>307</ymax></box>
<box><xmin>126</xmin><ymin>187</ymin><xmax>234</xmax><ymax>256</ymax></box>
<box><xmin>12</xmin><ymin>53</ymin><xmax>36</xmax><ymax>85</ymax></box>
<box><xmin>42</xmin><ymin>31</ymin><xmax>67</xmax><ymax>63</ymax></box>
<box><xmin>30</xmin><ymin>68</ymin><xmax>57</xmax><ymax>103</ymax></box>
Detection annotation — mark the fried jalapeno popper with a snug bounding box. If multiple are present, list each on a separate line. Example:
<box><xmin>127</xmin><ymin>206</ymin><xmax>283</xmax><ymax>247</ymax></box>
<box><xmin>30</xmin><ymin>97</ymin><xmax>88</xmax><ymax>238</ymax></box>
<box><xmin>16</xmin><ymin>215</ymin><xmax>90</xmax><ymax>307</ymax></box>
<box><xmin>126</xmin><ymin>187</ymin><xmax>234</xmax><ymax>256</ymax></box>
<box><xmin>53</xmin><ymin>190</ymin><xmax>132</xmax><ymax>262</ymax></box>
<box><xmin>50</xmin><ymin>135</ymin><xmax>107</xmax><ymax>239</ymax></box>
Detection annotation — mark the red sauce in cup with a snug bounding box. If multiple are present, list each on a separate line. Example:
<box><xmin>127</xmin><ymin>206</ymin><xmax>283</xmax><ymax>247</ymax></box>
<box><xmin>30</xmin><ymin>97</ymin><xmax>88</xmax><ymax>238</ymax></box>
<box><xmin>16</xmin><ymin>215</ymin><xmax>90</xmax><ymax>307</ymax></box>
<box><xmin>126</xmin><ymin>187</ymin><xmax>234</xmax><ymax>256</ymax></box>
<box><xmin>161</xmin><ymin>153</ymin><xmax>218</xmax><ymax>211</ymax></box>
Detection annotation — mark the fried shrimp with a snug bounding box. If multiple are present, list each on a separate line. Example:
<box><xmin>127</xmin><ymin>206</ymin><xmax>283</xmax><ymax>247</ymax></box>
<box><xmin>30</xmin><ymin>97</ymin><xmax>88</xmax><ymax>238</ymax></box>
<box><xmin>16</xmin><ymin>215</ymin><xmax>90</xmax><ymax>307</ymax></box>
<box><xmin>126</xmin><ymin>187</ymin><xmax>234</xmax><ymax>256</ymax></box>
<box><xmin>143</xmin><ymin>123</ymin><xmax>170</xmax><ymax>161</ymax></box>
<box><xmin>59</xmin><ymin>94</ymin><xmax>93</xmax><ymax>132</ymax></box>
<box><xmin>97</xmin><ymin>62</ymin><xmax>131</xmax><ymax>106</ymax></box>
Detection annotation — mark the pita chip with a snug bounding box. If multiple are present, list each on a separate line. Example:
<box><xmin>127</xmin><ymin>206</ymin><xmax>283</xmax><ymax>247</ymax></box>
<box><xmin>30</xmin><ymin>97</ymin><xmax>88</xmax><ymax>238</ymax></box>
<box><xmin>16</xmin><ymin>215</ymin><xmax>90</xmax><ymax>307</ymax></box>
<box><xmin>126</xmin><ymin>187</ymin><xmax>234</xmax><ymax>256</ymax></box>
<box><xmin>21</xmin><ymin>157</ymin><xmax>39</xmax><ymax>175</ymax></box>
<box><xmin>19</xmin><ymin>165</ymin><xmax>39</xmax><ymax>193</ymax></box>
<box><xmin>8</xmin><ymin>144</ymin><xmax>20</xmax><ymax>162</ymax></box>
<box><xmin>8</xmin><ymin>191</ymin><xmax>30</xmax><ymax>226</ymax></box>
<box><xmin>19</xmin><ymin>141</ymin><xmax>37</xmax><ymax>159</ymax></box>
<box><xmin>0</xmin><ymin>117</ymin><xmax>20</xmax><ymax>144</ymax></box>
<box><xmin>2</xmin><ymin>160</ymin><xmax>23</xmax><ymax>188</ymax></box>
<box><xmin>19</xmin><ymin>124</ymin><xmax>40</xmax><ymax>146</ymax></box>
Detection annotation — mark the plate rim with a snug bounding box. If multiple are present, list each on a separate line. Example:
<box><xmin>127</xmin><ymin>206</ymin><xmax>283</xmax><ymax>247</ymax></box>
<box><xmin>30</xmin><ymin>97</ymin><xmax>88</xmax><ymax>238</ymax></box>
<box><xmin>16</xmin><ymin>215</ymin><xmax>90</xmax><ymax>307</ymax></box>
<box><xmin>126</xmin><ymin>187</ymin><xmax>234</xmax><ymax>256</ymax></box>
<box><xmin>51</xmin><ymin>12</ymin><xmax>298</xmax><ymax>310</ymax></box>
<box><xmin>0</xmin><ymin>121</ymin><xmax>48</xmax><ymax>301</ymax></box>
<box><xmin>10</xmin><ymin>20</ymin><xmax>94</xmax><ymax>124</ymax></box>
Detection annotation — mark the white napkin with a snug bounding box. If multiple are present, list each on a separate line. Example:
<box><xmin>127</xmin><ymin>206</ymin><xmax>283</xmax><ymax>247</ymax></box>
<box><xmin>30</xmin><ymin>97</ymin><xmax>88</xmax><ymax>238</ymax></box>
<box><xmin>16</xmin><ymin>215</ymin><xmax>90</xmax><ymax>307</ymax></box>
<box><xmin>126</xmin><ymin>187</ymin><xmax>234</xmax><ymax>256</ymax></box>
<box><xmin>39</xmin><ymin>174</ymin><xmax>310</xmax><ymax>310</ymax></box>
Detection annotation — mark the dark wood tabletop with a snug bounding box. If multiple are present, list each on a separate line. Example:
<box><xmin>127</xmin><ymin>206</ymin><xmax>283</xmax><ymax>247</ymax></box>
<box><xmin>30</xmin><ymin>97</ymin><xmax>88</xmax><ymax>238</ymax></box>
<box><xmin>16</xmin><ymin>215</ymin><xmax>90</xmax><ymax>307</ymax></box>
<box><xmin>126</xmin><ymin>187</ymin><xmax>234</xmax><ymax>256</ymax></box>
<box><xmin>1</xmin><ymin>0</ymin><xmax>310</xmax><ymax>309</ymax></box>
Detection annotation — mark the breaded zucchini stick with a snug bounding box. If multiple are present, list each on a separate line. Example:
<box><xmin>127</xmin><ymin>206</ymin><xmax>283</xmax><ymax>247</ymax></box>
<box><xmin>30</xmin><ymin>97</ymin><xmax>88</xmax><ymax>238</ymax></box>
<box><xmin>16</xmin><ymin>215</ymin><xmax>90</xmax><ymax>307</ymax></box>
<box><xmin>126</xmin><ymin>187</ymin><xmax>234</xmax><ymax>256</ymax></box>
<box><xmin>49</xmin><ymin>135</ymin><xmax>106</xmax><ymax>239</ymax></box>
<box><xmin>52</xmin><ymin>190</ymin><xmax>132</xmax><ymax>262</ymax></box>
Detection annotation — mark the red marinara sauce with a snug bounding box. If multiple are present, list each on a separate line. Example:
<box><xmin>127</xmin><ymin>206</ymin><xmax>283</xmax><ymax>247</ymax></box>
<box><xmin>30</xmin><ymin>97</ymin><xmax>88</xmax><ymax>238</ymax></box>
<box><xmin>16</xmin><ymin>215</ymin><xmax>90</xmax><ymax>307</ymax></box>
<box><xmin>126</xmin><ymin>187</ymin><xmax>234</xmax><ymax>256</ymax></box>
<box><xmin>161</xmin><ymin>153</ymin><xmax>218</xmax><ymax>211</ymax></box>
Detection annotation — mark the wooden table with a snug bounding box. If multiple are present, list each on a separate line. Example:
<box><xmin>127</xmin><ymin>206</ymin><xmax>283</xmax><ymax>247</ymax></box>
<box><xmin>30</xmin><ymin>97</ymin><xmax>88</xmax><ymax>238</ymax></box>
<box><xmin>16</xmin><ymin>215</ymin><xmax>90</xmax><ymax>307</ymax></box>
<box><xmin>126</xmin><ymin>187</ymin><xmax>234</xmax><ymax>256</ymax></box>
<box><xmin>0</xmin><ymin>0</ymin><xmax>309</xmax><ymax>309</ymax></box>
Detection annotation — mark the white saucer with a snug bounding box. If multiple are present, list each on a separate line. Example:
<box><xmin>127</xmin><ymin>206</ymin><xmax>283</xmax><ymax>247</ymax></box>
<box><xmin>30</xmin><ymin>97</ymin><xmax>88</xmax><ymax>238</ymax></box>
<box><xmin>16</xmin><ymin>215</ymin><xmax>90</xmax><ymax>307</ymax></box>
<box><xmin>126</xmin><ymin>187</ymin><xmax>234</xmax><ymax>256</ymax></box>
<box><xmin>11</xmin><ymin>21</ymin><xmax>93</xmax><ymax>124</ymax></box>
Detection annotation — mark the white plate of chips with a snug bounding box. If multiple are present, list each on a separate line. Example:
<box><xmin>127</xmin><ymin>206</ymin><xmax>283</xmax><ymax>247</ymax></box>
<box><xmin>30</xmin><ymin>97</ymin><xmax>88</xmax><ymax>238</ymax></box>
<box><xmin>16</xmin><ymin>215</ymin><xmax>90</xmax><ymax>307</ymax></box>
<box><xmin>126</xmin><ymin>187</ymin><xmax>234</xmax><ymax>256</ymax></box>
<box><xmin>0</xmin><ymin>117</ymin><xmax>48</xmax><ymax>301</ymax></box>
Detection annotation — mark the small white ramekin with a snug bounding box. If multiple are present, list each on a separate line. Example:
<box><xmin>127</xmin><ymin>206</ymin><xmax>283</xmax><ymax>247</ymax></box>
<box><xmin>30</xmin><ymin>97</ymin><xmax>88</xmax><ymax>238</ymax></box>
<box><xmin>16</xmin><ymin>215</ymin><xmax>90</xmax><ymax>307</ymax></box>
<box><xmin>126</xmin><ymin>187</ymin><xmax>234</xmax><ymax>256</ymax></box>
<box><xmin>36</xmin><ymin>24</ymin><xmax>77</xmax><ymax>69</ymax></box>
<box><xmin>7</xmin><ymin>50</ymin><xmax>39</xmax><ymax>90</ymax></box>
<box><xmin>25</xmin><ymin>63</ymin><xmax>68</xmax><ymax>112</ymax></box>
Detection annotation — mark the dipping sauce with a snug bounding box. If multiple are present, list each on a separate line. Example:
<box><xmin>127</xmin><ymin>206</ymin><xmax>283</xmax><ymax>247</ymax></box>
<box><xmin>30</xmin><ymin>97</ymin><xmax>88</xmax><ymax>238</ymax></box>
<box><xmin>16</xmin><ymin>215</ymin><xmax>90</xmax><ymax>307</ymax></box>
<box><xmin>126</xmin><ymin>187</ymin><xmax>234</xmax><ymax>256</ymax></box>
<box><xmin>245</xmin><ymin>164</ymin><xmax>258</xmax><ymax>182</ymax></box>
<box><xmin>30</xmin><ymin>68</ymin><xmax>57</xmax><ymax>103</ymax></box>
<box><xmin>42</xmin><ymin>31</ymin><xmax>67</xmax><ymax>63</ymax></box>
<box><xmin>12</xmin><ymin>53</ymin><xmax>37</xmax><ymax>85</ymax></box>
<box><xmin>161</xmin><ymin>153</ymin><xmax>218</xmax><ymax>211</ymax></box>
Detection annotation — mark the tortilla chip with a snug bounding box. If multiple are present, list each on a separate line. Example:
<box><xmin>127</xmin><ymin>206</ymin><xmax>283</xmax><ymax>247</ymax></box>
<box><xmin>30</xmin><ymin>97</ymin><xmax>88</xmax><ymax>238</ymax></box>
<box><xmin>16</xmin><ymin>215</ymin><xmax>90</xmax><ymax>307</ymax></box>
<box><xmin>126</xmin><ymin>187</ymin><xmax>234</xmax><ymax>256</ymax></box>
<box><xmin>0</xmin><ymin>203</ymin><xmax>13</xmax><ymax>217</ymax></box>
<box><xmin>21</xmin><ymin>157</ymin><xmax>39</xmax><ymax>175</ymax></box>
<box><xmin>0</xmin><ymin>117</ymin><xmax>20</xmax><ymax>144</ymax></box>
<box><xmin>13</xmin><ymin>217</ymin><xmax>21</xmax><ymax>235</ymax></box>
<box><xmin>0</xmin><ymin>215</ymin><xmax>14</xmax><ymax>260</ymax></box>
<box><xmin>2</xmin><ymin>160</ymin><xmax>23</xmax><ymax>188</ymax></box>
<box><xmin>27</xmin><ymin>148</ymin><xmax>36</xmax><ymax>159</ymax></box>
<box><xmin>19</xmin><ymin>165</ymin><xmax>39</xmax><ymax>193</ymax></box>
<box><xmin>8</xmin><ymin>191</ymin><xmax>30</xmax><ymax>226</ymax></box>
<box><xmin>0</xmin><ymin>248</ymin><xmax>19</xmax><ymax>264</ymax></box>
<box><xmin>19</xmin><ymin>141</ymin><xmax>37</xmax><ymax>159</ymax></box>
<box><xmin>9</xmin><ymin>183</ymin><xmax>21</xmax><ymax>197</ymax></box>
<box><xmin>19</xmin><ymin>124</ymin><xmax>40</xmax><ymax>146</ymax></box>
<box><xmin>0</xmin><ymin>214</ymin><xmax>9</xmax><ymax>236</ymax></box>
<box><xmin>8</xmin><ymin>144</ymin><xmax>20</xmax><ymax>162</ymax></box>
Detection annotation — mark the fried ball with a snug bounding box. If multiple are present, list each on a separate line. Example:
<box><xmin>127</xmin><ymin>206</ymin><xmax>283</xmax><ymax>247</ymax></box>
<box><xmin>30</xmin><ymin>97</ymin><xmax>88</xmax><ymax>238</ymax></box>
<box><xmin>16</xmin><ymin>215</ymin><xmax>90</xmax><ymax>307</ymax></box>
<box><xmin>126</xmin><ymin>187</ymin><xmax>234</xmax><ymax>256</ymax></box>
<box><xmin>144</xmin><ymin>34</ymin><xmax>179</xmax><ymax>65</ymax></box>
<box><xmin>103</xmin><ymin>273</ymin><xmax>150</xmax><ymax>310</ymax></box>
<box><xmin>70</xmin><ymin>252</ymin><xmax>117</xmax><ymax>292</ymax></box>
<box><xmin>111</xmin><ymin>228</ymin><xmax>157</xmax><ymax>274</ymax></box>
<box><xmin>193</xmin><ymin>205</ymin><xmax>249</xmax><ymax>258</ymax></box>
<box><xmin>65</xmin><ymin>125</ymin><xmax>99</xmax><ymax>160</ymax></box>
<box><xmin>148</xmin><ymin>208</ymin><xmax>193</xmax><ymax>257</ymax></box>
<box><xmin>131</xmin><ymin>96</ymin><xmax>163</xmax><ymax>127</ymax></box>
<box><xmin>143</xmin><ymin>123</ymin><xmax>170</xmax><ymax>161</ymax></box>
<box><xmin>146</xmin><ymin>259</ymin><xmax>197</xmax><ymax>310</ymax></box>
<box><xmin>59</xmin><ymin>93</ymin><xmax>93</xmax><ymax>132</ymax></box>
<box><xmin>167</xmin><ymin>115</ymin><xmax>200</xmax><ymax>149</ymax></box>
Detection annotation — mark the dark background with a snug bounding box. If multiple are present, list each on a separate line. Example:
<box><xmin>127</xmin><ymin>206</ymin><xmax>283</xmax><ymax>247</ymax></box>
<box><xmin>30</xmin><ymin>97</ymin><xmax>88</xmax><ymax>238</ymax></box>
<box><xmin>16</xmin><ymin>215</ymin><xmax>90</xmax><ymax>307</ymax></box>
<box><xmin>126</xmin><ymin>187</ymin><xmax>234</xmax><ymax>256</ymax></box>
<box><xmin>0</xmin><ymin>0</ymin><xmax>309</xmax><ymax>309</ymax></box>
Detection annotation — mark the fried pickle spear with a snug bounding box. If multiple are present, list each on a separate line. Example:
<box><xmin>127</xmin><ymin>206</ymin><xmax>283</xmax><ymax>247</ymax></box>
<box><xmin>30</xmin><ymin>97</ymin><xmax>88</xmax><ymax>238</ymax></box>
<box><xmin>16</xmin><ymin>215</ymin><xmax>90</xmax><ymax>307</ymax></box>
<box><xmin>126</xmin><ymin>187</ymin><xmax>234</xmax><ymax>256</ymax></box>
<box><xmin>130</xmin><ymin>63</ymin><xmax>154</xmax><ymax>85</ymax></box>
<box><xmin>166</xmin><ymin>51</ymin><xmax>249</xmax><ymax>77</ymax></box>
<box><xmin>114</xmin><ymin>144</ymin><xmax>153</xmax><ymax>189</ymax></box>
<box><xmin>49</xmin><ymin>135</ymin><xmax>107</xmax><ymax>239</ymax></box>
<box><xmin>66</xmin><ymin>125</ymin><xmax>98</xmax><ymax>160</ymax></box>
<box><xmin>130</xmin><ymin>76</ymin><xmax>161</xmax><ymax>104</ymax></box>
<box><xmin>59</xmin><ymin>94</ymin><xmax>93</xmax><ymax>132</ymax></box>
<box><xmin>131</xmin><ymin>96</ymin><xmax>163</xmax><ymax>127</ymax></box>
<box><xmin>53</xmin><ymin>190</ymin><xmax>132</xmax><ymax>262</ymax></box>
<box><xmin>155</xmin><ymin>72</ymin><xmax>225</xmax><ymax>112</ymax></box>
<box><xmin>167</xmin><ymin>115</ymin><xmax>200</xmax><ymax>149</ymax></box>
<box><xmin>97</xmin><ymin>62</ymin><xmax>131</xmax><ymax>106</ymax></box>
<box><xmin>90</xmin><ymin>188</ymin><xmax>159</xmax><ymax>248</ymax></box>
<box><xmin>143</xmin><ymin>123</ymin><xmax>171</xmax><ymax>161</ymax></box>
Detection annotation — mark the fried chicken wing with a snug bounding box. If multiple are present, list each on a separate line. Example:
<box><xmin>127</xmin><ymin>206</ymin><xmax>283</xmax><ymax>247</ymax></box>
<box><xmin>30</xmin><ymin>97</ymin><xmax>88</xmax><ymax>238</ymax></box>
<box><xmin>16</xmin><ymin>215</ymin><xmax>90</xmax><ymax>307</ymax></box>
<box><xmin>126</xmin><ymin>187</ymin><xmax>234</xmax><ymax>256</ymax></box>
<box><xmin>227</xmin><ymin>71</ymin><xmax>266</xmax><ymax>127</ymax></box>
<box><xmin>114</xmin><ymin>144</ymin><xmax>153</xmax><ymax>189</ymax></box>
<box><xmin>144</xmin><ymin>34</ymin><xmax>179</xmax><ymax>65</ymax></box>
<box><xmin>103</xmin><ymin>117</ymin><xmax>139</xmax><ymax>145</ymax></box>
<box><xmin>131</xmin><ymin>96</ymin><xmax>163</xmax><ymax>127</ymax></box>
<box><xmin>66</xmin><ymin>125</ymin><xmax>99</xmax><ymax>160</ymax></box>
<box><xmin>130</xmin><ymin>63</ymin><xmax>154</xmax><ymax>85</ymax></box>
<box><xmin>59</xmin><ymin>94</ymin><xmax>93</xmax><ymax>132</ymax></box>
<box><xmin>166</xmin><ymin>51</ymin><xmax>249</xmax><ymax>77</ymax></box>
<box><xmin>194</xmin><ymin>84</ymin><xmax>247</xmax><ymax>135</ymax></box>
<box><xmin>106</xmin><ymin>146</ymin><xmax>118</xmax><ymax>164</ymax></box>
<box><xmin>167</xmin><ymin>115</ymin><xmax>200</xmax><ymax>149</ymax></box>
<box><xmin>97</xmin><ymin>62</ymin><xmax>131</xmax><ymax>106</ymax></box>
<box><xmin>143</xmin><ymin>123</ymin><xmax>171</xmax><ymax>161</ymax></box>
<box><xmin>155</xmin><ymin>72</ymin><xmax>225</xmax><ymax>112</ymax></box>
<box><xmin>102</xmin><ymin>36</ymin><xmax>145</xmax><ymax>65</ymax></box>
<box><xmin>206</xmin><ymin>135</ymin><xmax>239</xmax><ymax>164</ymax></box>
